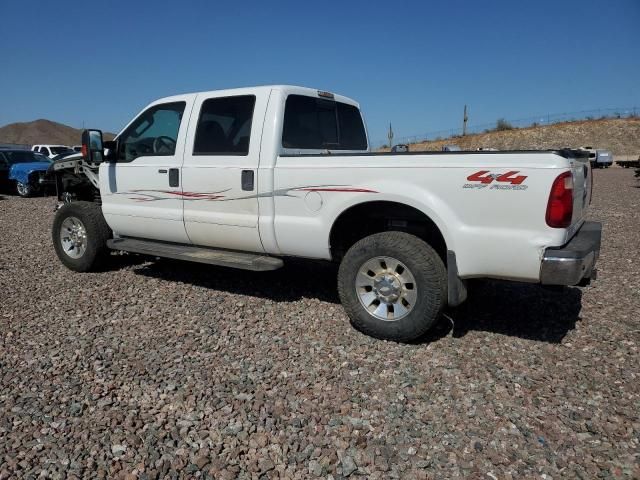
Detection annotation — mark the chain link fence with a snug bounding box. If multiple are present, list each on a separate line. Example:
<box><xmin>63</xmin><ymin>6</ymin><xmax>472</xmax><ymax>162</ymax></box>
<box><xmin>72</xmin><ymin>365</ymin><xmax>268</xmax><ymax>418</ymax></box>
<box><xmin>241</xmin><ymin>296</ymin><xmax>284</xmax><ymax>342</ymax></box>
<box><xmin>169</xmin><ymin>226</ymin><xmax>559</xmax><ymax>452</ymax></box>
<box><xmin>380</xmin><ymin>106</ymin><xmax>639</xmax><ymax>147</ymax></box>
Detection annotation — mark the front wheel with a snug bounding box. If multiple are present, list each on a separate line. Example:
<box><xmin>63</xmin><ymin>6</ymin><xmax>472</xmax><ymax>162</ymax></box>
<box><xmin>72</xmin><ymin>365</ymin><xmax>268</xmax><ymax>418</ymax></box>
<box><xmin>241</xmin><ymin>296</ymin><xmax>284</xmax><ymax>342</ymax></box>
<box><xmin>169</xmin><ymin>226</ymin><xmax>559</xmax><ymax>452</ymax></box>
<box><xmin>52</xmin><ymin>201</ymin><xmax>112</xmax><ymax>272</ymax></box>
<box><xmin>16</xmin><ymin>181</ymin><xmax>34</xmax><ymax>197</ymax></box>
<box><xmin>337</xmin><ymin>231</ymin><xmax>447</xmax><ymax>342</ymax></box>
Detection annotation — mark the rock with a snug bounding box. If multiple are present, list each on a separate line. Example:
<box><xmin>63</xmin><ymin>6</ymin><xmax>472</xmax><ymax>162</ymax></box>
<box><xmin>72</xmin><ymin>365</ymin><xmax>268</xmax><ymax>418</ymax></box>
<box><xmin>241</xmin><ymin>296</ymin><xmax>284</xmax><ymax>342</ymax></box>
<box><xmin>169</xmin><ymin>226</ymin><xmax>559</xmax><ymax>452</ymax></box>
<box><xmin>341</xmin><ymin>456</ymin><xmax>357</xmax><ymax>476</ymax></box>
<box><xmin>111</xmin><ymin>445</ymin><xmax>127</xmax><ymax>457</ymax></box>
<box><xmin>194</xmin><ymin>455</ymin><xmax>209</xmax><ymax>469</ymax></box>
<box><xmin>308</xmin><ymin>460</ymin><xmax>323</xmax><ymax>477</ymax></box>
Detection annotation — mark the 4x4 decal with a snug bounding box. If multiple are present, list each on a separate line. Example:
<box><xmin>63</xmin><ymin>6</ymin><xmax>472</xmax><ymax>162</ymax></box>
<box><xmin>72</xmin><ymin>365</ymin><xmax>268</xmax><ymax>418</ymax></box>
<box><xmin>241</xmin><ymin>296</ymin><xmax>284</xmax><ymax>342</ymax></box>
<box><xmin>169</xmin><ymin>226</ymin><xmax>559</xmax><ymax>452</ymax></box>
<box><xmin>464</xmin><ymin>170</ymin><xmax>528</xmax><ymax>190</ymax></box>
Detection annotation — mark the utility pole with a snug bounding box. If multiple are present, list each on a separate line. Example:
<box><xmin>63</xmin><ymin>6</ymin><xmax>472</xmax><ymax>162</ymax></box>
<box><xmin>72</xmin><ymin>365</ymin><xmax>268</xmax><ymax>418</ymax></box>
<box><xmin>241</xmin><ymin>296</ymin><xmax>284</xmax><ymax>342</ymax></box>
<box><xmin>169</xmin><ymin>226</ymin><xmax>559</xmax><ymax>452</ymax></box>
<box><xmin>462</xmin><ymin>105</ymin><xmax>468</xmax><ymax>136</ymax></box>
<box><xmin>387</xmin><ymin>123</ymin><xmax>394</xmax><ymax>148</ymax></box>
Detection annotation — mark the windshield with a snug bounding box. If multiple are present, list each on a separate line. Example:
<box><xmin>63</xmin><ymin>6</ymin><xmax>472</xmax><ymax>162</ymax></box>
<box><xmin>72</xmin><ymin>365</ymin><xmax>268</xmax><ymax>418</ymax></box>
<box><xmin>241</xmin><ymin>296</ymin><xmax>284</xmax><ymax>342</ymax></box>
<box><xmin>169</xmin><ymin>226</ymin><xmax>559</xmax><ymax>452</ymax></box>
<box><xmin>50</xmin><ymin>147</ymin><xmax>72</xmax><ymax>154</ymax></box>
<box><xmin>3</xmin><ymin>151</ymin><xmax>52</xmax><ymax>164</ymax></box>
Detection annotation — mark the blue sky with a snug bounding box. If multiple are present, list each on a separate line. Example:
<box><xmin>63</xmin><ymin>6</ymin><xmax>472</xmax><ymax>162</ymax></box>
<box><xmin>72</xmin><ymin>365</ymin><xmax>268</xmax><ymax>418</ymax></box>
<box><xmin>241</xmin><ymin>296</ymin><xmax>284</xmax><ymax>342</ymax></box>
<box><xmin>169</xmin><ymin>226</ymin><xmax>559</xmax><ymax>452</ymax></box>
<box><xmin>0</xmin><ymin>0</ymin><xmax>638</xmax><ymax>146</ymax></box>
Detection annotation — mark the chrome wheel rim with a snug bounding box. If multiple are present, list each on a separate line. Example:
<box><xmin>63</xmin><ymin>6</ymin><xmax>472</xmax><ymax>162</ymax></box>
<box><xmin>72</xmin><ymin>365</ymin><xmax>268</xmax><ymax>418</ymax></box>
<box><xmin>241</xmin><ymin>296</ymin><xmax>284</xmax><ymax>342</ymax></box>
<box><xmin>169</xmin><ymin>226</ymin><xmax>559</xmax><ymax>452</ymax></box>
<box><xmin>60</xmin><ymin>216</ymin><xmax>87</xmax><ymax>259</ymax></box>
<box><xmin>16</xmin><ymin>182</ymin><xmax>28</xmax><ymax>196</ymax></box>
<box><xmin>355</xmin><ymin>256</ymin><xmax>417</xmax><ymax>321</ymax></box>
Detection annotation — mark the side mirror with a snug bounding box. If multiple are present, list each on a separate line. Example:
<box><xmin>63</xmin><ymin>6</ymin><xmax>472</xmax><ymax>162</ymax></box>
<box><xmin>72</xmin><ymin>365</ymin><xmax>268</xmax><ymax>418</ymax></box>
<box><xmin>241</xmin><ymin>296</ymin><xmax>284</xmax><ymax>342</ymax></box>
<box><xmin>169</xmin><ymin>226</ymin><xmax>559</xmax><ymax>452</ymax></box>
<box><xmin>81</xmin><ymin>129</ymin><xmax>104</xmax><ymax>164</ymax></box>
<box><xmin>103</xmin><ymin>140</ymin><xmax>118</xmax><ymax>161</ymax></box>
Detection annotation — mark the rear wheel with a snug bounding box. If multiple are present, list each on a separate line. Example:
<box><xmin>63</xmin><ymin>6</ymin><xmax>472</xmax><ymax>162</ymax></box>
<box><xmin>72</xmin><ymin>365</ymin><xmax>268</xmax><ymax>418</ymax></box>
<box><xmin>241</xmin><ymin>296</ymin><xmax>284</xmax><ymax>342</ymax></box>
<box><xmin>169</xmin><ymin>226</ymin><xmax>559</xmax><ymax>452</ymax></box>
<box><xmin>52</xmin><ymin>201</ymin><xmax>112</xmax><ymax>272</ymax></box>
<box><xmin>338</xmin><ymin>231</ymin><xmax>447</xmax><ymax>342</ymax></box>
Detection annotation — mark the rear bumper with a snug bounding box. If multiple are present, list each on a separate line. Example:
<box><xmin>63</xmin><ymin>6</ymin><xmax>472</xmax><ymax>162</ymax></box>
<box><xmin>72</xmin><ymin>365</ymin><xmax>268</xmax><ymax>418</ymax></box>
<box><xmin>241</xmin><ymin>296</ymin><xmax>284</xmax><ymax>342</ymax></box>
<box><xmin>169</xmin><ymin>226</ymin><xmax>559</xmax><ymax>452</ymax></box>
<box><xmin>540</xmin><ymin>221</ymin><xmax>602</xmax><ymax>285</ymax></box>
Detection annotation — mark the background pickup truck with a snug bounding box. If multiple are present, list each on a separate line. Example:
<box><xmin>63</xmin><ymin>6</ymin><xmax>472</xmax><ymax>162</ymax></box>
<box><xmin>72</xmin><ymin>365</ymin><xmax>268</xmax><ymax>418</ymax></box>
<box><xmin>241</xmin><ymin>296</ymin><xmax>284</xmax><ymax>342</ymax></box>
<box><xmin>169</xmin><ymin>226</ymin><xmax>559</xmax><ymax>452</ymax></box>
<box><xmin>50</xmin><ymin>85</ymin><xmax>601</xmax><ymax>342</ymax></box>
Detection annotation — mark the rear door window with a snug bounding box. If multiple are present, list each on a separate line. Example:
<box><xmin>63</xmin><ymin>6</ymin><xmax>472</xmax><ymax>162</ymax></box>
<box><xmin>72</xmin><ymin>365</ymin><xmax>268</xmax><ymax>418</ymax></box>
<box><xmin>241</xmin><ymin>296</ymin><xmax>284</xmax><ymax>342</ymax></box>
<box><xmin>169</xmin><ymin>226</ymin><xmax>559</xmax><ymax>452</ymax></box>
<box><xmin>193</xmin><ymin>95</ymin><xmax>256</xmax><ymax>156</ymax></box>
<box><xmin>282</xmin><ymin>95</ymin><xmax>367</xmax><ymax>150</ymax></box>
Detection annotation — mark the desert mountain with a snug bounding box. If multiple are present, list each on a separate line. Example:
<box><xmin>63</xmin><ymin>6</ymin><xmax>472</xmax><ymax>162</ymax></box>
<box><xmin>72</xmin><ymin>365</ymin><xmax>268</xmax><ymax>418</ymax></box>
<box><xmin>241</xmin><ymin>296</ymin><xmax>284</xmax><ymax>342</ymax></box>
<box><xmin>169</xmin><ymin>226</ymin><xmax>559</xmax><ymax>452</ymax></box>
<box><xmin>0</xmin><ymin>119</ymin><xmax>115</xmax><ymax>147</ymax></box>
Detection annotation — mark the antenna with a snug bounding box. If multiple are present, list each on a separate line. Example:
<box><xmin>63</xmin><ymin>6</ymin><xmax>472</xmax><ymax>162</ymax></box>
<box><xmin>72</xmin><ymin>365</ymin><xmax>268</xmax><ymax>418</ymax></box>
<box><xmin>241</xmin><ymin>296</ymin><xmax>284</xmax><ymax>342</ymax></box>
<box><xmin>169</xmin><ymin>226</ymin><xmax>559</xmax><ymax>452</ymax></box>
<box><xmin>387</xmin><ymin>123</ymin><xmax>394</xmax><ymax>148</ymax></box>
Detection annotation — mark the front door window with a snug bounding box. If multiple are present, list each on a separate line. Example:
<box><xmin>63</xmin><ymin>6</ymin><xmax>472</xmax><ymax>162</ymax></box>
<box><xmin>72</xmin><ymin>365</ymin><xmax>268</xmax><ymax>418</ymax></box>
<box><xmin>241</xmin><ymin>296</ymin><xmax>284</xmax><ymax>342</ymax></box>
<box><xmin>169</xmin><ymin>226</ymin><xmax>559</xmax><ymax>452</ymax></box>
<box><xmin>117</xmin><ymin>102</ymin><xmax>186</xmax><ymax>162</ymax></box>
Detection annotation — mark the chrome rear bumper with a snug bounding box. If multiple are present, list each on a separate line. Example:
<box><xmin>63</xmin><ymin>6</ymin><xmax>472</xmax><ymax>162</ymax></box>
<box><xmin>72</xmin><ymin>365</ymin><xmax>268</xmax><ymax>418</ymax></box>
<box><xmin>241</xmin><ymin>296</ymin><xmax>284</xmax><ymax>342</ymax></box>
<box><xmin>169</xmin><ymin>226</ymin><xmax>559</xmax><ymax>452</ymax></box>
<box><xmin>540</xmin><ymin>221</ymin><xmax>602</xmax><ymax>286</ymax></box>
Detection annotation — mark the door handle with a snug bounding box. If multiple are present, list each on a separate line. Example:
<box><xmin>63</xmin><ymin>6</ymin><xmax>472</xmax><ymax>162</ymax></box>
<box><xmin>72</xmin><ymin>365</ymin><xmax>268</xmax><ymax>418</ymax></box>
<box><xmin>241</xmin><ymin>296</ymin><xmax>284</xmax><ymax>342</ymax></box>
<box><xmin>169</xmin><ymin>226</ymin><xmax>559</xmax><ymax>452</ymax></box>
<box><xmin>241</xmin><ymin>170</ymin><xmax>254</xmax><ymax>191</ymax></box>
<box><xmin>169</xmin><ymin>168</ymin><xmax>179</xmax><ymax>187</ymax></box>
<box><xmin>158</xmin><ymin>169</ymin><xmax>167</xmax><ymax>174</ymax></box>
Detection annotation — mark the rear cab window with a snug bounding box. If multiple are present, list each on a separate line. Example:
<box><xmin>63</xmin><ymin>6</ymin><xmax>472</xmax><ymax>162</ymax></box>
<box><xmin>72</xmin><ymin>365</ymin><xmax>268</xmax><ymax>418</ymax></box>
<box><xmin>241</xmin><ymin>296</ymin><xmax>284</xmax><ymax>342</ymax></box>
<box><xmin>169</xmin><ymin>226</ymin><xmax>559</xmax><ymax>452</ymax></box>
<box><xmin>282</xmin><ymin>95</ymin><xmax>367</xmax><ymax>151</ymax></box>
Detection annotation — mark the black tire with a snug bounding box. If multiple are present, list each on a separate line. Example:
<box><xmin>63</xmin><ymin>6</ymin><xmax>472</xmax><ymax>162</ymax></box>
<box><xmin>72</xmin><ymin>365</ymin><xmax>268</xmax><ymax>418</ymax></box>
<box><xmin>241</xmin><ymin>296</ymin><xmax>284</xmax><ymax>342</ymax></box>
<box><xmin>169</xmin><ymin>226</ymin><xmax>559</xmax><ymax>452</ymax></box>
<box><xmin>337</xmin><ymin>231</ymin><xmax>447</xmax><ymax>342</ymax></box>
<box><xmin>52</xmin><ymin>201</ymin><xmax>112</xmax><ymax>272</ymax></box>
<box><xmin>16</xmin><ymin>181</ymin><xmax>33</xmax><ymax>197</ymax></box>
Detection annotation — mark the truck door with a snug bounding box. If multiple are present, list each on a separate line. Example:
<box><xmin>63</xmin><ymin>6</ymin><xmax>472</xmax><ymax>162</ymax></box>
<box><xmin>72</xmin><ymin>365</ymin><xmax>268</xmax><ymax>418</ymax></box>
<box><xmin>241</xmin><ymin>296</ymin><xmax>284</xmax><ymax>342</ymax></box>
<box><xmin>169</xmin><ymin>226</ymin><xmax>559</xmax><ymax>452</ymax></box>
<box><xmin>100</xmin><ymin>97</ymin><xmax>194</xmax><ymax>243</ymax></box>
<box><xmin>181</xmin><ymin>92</ymin><xmax>266</xmax><ymax>252</ymax></box>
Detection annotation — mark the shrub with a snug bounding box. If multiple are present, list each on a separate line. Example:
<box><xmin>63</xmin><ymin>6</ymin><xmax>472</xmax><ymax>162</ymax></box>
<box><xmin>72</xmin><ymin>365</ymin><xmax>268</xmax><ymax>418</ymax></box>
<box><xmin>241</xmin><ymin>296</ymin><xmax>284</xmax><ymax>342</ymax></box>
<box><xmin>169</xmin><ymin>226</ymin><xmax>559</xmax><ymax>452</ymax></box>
<box><xmin>495</xmin><ymin>118</ymin><xmax>514</xmax><ymax>131</ymax></box>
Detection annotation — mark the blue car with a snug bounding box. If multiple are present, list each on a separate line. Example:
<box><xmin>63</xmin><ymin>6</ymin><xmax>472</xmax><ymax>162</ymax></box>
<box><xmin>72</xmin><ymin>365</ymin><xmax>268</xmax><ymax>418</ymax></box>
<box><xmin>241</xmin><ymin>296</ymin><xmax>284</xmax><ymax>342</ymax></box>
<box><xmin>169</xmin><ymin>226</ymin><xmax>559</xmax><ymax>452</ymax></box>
<box><xmin>0</xmin><ymin>149</ymin><xmax>53</xmax><ymax>197</ymax></box>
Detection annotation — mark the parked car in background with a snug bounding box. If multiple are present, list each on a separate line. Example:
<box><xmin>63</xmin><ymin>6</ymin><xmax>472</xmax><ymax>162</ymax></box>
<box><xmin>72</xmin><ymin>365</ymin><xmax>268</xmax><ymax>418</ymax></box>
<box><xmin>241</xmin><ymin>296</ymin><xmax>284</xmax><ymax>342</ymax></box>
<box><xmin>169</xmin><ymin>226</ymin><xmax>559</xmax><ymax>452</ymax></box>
<box><xmin>595</xmin><ymin>150</ymin><xmax>613</xmax><ymax>168</ymax></box>
<box><xmin>391</xmin><ymin>144</ymin><xmax>409</xmax><ymax>153</ymax></box>
<box><xmin>71</xmin><ymin>145</ymin><xmax>82</xmax><ymax>152</ymax></box>
<box><xmin>0</xmin><ymin>149</ymin><xmax>53</xmax><ymax>196</ymax></box>
<box><xmin>31</xmin><ymin>144</ymin><xmax>73</xmax><ymax>159</ymax></box>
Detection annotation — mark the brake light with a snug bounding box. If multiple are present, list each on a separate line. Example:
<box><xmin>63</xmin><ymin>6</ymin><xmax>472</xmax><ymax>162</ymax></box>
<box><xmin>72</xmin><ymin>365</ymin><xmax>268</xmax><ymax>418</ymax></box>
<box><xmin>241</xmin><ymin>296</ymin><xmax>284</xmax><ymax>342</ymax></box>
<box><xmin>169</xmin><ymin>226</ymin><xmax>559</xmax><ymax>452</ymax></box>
<box><xmin>546</xmin><ymin>171</ymin><xmax>573</xmax><ymax>228</ymax></box>
<box><xmin>81</xmin><ymin>144</ymin><xmax>88</xmax><ymax>158</ymax></box>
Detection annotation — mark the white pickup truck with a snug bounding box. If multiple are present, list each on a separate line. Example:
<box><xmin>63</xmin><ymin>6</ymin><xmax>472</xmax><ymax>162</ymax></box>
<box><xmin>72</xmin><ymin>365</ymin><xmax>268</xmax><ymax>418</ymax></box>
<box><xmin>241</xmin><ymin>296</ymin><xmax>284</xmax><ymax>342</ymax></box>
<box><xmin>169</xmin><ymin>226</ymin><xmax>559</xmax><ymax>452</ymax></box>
<box><xmin>50</xmin><ymin>85</ymin><xmax>601</xmax><ymax>341</ymax></box>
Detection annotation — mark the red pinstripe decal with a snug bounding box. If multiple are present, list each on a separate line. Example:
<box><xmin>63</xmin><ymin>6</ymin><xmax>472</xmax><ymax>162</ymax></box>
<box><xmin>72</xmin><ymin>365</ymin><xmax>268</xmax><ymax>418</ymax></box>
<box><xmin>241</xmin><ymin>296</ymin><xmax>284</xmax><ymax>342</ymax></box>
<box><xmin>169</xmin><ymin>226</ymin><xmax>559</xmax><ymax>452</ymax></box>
<box><xmin>294</xmin><ymin>187</ymin><xmax>378</xmax><ymax>193</ymax></box>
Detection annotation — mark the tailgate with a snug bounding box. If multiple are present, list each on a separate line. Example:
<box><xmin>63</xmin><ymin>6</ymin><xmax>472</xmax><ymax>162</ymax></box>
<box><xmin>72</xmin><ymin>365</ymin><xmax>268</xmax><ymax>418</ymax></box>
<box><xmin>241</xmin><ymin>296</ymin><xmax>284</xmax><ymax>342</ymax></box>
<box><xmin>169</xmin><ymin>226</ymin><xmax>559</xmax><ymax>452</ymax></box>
<box><xmin>565</xmin><ymin>149</ymin><xmax>592</xmax><ymax>226</ymax></box>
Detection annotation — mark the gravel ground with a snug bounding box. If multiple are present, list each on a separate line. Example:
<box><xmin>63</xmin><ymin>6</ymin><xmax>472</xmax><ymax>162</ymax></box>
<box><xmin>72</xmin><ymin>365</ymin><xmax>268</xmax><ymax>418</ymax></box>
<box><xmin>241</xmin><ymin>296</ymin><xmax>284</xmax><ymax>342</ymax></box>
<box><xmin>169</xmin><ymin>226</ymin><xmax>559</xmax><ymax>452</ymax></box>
<box><xmin>1</xmin><ymin>168</ymin><xmax>638</xmax><ymax>479</ymax></box>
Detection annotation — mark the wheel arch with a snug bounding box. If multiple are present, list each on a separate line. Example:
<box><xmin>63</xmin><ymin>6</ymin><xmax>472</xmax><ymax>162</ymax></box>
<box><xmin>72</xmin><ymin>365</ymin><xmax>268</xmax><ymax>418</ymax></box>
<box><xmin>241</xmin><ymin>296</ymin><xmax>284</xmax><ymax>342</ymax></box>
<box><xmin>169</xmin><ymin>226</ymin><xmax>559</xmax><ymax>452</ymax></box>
<box><xmin>328</xmin><ymin>198</ymin><xmax>451</xmax><ymax>263</ymax></box>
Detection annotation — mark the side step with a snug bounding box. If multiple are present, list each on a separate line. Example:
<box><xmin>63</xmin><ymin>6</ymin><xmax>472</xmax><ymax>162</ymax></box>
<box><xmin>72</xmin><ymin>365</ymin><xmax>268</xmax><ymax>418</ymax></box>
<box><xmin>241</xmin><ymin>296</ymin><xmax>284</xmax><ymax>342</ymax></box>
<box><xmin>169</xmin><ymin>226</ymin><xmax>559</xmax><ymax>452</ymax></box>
<box><xmin>107</xmin><ymin>238</ymin><xmax>284</xmax><ymax>272</ymax></box>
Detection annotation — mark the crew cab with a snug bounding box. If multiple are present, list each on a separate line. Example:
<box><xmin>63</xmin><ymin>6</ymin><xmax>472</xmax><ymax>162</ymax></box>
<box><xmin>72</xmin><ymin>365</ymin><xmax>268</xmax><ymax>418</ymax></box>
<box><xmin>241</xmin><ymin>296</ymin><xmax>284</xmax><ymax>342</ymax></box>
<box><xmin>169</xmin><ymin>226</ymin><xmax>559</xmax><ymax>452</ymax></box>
<box><xmin>50</xmin><ymin>85</ymin><xmax>601</xmax><ymax>342</ymax></box>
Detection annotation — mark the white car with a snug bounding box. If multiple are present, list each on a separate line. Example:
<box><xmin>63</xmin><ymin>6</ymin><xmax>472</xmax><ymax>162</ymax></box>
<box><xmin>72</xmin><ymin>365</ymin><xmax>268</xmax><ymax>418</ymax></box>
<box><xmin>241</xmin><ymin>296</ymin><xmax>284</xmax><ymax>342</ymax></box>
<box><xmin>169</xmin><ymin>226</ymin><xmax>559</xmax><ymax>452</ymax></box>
<box><xmin>49</xmin><ymin>85</ymin><xmax>601</xmax><ymax>342</ymax></box>
<box><xmin>32</xmin><ymin>144</ymin><xmax>73</xmax><ymax>159</ymax></box>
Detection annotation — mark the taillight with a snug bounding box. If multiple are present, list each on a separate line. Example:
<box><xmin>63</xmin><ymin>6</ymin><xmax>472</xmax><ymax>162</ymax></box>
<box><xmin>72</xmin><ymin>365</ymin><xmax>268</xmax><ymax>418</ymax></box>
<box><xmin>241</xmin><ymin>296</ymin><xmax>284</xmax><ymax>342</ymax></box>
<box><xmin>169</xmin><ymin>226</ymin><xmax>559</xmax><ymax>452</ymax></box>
<box><xmin>546</xmin><ymin>171</ymin><xmax>573</xmax><ymax>228</ymax></box>
<box><xmin>81</xmin><ymin>144</ymin><xmax>88</xmax><ymax>158</ymax></box>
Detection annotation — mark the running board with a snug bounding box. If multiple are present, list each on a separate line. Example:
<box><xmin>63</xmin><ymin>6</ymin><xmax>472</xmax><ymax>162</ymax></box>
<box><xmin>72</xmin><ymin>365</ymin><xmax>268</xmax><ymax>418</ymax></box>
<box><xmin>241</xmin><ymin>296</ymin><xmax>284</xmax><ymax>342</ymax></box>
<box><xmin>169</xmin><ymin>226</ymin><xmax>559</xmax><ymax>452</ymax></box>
<box><xmin>107</xmin><ymin>238</ymin><xmax>283</xmax><ymax>271</ymax></box>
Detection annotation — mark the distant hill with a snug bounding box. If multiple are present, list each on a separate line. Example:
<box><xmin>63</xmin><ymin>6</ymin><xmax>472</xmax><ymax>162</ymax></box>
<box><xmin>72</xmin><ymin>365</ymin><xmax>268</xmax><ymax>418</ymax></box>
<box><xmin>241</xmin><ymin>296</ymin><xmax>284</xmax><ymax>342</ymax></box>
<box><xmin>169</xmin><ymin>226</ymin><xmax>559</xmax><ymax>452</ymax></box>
<box><xmin>0</xmin><ymin>119</ymin><xmax>115</xmax><ymax>147</ymax></box>
<box><xmin>382</xmin><ymin>118</ymin><xmax>640</xmax><ymax>158</ymax></box>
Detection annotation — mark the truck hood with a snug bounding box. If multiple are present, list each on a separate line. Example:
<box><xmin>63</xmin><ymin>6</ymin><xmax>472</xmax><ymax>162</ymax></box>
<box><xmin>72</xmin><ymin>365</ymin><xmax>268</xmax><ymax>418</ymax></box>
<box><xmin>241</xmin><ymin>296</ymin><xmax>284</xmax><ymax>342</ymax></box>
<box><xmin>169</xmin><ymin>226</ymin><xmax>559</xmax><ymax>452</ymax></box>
<box><xmin>8</xmin><ymin>162</ymin><xmax>52</xmax><ymax>184</ymax></box>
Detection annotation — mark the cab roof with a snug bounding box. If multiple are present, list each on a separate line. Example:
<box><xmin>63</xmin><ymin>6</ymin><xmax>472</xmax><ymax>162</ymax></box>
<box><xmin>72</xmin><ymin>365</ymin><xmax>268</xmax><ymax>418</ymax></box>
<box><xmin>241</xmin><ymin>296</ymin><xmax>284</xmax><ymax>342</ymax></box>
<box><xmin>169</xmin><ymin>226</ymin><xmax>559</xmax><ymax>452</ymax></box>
<box><xmin>151</xmin><ymin>85</ymin><xmax>360</xmax><ymax>109</ymax></box>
